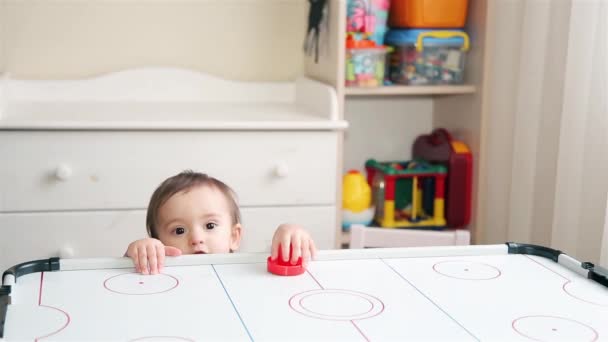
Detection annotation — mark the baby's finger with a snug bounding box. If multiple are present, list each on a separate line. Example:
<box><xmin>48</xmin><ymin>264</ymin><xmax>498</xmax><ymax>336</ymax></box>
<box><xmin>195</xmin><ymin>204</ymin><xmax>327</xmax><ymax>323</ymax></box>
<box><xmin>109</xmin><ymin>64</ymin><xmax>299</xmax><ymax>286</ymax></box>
<box><xmin>138</xmin><ymin>246</ymin><xmax>149</xmax><ymax>275</ymax></box>
<box><xmin>131</xmin><ymin>249</ymin><xmax>140</xmax><ymax>273</ymax></box>
<box><xmin>290</xmin><ymin>234</ymin><xmax>302</xmax><ymax>265</ymax></box>
<box><xmin>281</xmin><ymin>237</ymin><xmax>291</xmax><ymax>262</ymax></box>
<box><xmin>156</xmin><ymin>245</ymin><xmax>165</xmax><ymax>273</ymax></box>
<box><xmin>271</xmin><ymin>236</ymin><xmax>280</xmax><ymax>261</ymax></box>
<box><xmin>309</xmin><ymin>239</ymin><xmax>317</xmax><ymax>260</ymax></box>
<box><xmin>147</xmin><ymin>244</ymin><xmax>158</xmax><ymax>275</ymax></box>
<box><xmin>301</xmin><ymin>239</ymin><xmax>311</xmax><ymax>268</ymax></box>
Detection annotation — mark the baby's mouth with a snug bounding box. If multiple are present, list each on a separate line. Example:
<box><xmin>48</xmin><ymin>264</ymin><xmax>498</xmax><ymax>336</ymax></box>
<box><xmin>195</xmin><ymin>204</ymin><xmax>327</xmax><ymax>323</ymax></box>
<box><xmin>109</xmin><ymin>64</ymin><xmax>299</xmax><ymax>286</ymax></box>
<box><xmin>194</xmin><ymin>251</ymin><xmax>206</xmax><ymax>254</ymax></box>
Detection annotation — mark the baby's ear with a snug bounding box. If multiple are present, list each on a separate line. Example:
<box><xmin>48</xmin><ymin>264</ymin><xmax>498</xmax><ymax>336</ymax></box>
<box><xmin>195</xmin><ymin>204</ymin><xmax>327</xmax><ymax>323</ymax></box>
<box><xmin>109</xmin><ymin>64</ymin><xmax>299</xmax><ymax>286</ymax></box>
<box><xmin>230</xmin><ymin>223</ymin><xmax>242</xmax><ymax>251</ymax></box>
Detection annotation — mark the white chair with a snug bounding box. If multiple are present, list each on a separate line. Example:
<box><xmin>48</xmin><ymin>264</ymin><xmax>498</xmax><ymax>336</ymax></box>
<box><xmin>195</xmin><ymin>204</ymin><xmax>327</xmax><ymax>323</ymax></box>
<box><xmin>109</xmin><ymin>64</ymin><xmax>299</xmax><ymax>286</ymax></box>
<box><xmin>349</xmin><ymin>224</ymin><xmax>470</xmax><ymax>249</ymax></box>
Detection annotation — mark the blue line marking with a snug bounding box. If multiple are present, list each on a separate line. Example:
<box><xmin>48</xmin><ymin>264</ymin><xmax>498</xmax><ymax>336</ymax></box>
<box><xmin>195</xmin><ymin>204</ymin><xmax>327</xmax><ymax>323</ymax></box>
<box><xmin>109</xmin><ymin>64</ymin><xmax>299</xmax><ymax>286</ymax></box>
<box><xmin>381</xmin><ymin>258</ymin><xmax>480</xmax><ymax>341</ymax></box>
<box><xmin>211</xmin><ymin>264</ymin><xmax>254</xmax><ymax>341</ymax></box>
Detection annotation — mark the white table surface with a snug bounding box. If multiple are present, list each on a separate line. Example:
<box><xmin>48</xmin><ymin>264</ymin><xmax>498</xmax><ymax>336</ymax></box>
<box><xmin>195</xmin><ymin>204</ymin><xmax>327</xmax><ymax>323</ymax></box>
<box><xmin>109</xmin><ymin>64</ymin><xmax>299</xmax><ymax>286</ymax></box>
<box><xmin>2</xmin><ymin>246</ymin><xmax>607</xmax><ymax>341</ymax></box>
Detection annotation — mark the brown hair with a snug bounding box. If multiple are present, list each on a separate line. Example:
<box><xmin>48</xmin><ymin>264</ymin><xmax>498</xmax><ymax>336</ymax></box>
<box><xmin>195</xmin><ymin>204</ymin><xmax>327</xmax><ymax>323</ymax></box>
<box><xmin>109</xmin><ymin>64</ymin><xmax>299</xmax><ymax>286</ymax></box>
<box><xmin>146</xmin><ymin>170</ymin><xmax>241</xmax><ymax>239</ymax></box>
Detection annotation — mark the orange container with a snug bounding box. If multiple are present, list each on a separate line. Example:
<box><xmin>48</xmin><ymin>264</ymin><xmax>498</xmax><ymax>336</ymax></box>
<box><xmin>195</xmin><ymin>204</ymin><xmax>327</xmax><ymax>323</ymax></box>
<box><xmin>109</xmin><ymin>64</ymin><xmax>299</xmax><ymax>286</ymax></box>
<box><xmin>389</xmin><ymin>0</ymin><xmax>469</xmax><ymax>28</ymax></box>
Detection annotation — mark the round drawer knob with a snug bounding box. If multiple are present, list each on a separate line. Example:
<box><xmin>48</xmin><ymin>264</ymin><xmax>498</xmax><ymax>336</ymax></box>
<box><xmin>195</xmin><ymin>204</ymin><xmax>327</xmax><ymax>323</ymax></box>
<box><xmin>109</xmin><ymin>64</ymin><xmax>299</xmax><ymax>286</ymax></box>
<box><xmin>274</xmin><ymin>163</ymin><xmax>289</xmax><ymax>178</ymax></box>
<box><xmin>59</xmin><ymin>246</ymin><xmax>75</xmax><ymax>258</ymax></box>
<box><xmin>55</xmin><ymin>164</ymin><xmax>73</xmax><ymax>181</ymax></box>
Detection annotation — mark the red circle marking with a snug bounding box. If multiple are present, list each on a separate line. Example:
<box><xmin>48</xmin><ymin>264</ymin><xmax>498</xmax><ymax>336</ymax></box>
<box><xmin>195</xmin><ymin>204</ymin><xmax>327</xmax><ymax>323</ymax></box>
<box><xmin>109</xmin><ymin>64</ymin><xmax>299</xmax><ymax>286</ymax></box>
<box><xmin>298</xmin><ymin>292</ymin><xmax>375</xmax><ymax>317</ymax></box>
<box><xmin>35</xmin><ymin>305</ymin><xmax>71</xmax><ymax>341</ymax></box>
<box><xmin>562</xmin><ymin>281</ymin><xmax>608</xmax><ymax>307</ymax></box>
<box><xmin>289</xmin><ymin>289</ymin><xmax>385</xmax><ymax>321</ymax></box>
<box><xmin>130</xmin><ymin>337</ymin><xmax>195</xmax><ymax>342</ymax></box>
<box><xmin>432</xmin><ymin>260</ymin><xmax>501</xmax><ymax>280</ymax></box>
<box><xmin>103</xmin><ymin>273</ymin><xmax>179</xmax><ymax>295</ymax></box>
<box><xmin>512</xmin><ymin>315</ymin><xmax>598</xmax><ymax>342</ymax></box>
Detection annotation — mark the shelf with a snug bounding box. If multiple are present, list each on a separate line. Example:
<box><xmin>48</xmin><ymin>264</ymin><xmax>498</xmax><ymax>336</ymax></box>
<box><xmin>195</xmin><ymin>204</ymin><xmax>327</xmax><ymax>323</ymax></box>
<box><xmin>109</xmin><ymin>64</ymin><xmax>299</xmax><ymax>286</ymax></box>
<box><xmin>344</xmin><ymin>85</ymin><xmax>476</xmax><ymax>96</ymax></box>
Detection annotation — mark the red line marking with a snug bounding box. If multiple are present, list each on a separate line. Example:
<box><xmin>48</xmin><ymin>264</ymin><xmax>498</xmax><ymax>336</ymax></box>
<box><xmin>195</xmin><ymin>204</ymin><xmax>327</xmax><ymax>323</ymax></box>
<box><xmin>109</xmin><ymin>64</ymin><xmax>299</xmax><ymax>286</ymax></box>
<box><xmin>38</xmin><ymin>272</ymin><xmax>44</xmax><ymax>305</ymax></box>
<box><xmin>306</xmin><ymin>269</ymin><xmax>324</xmax><ymax>289</ymax></box>
<box><xmin>35</xmin><ymin>271</ymin><xmax>72</xmax><ymax>341</ymax></box>
<box><xmin>350</xmin><ymin>320</ymin><xmax>370</xmax><ymax>341</ymax></box>
<box><xmin>35</xmin><ymin>306</ymin><xmax>71</xmax><ymax>342</ymax></box>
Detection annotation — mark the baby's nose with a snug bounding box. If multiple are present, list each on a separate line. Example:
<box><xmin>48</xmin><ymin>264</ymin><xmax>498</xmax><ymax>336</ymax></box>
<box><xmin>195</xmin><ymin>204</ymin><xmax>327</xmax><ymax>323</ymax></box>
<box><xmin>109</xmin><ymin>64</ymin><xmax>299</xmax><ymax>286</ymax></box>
<box><xmin>190</xmin><ymin>231</ymin><xmax>205</xmax><ymax>245</ymax></box>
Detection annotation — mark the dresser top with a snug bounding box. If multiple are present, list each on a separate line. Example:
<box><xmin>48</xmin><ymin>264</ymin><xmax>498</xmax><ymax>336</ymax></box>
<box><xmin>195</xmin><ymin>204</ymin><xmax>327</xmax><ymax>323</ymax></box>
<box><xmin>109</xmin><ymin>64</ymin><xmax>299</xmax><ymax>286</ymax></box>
<box><xmin>0</xmin><ymin>68</ymin><xmax>347</xmax><ymax>131</ymax></box>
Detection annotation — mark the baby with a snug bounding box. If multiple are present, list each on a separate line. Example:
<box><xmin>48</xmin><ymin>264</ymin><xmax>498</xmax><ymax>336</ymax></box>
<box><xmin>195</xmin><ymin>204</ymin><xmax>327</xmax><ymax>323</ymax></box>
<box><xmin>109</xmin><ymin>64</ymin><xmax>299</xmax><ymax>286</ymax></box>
<box><xmin>127</xmin><ymin>170</ymin><xmax>317</xmax><ymax>274</ymax></box>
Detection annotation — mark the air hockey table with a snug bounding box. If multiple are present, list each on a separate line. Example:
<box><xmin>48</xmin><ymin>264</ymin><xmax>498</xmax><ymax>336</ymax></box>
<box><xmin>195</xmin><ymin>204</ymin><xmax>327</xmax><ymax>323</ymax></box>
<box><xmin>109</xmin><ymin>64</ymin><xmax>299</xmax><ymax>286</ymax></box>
<box><xmin>1</xmin><ymin>243</ymin><xmax>607</xmax><ymax>341</ymax></box>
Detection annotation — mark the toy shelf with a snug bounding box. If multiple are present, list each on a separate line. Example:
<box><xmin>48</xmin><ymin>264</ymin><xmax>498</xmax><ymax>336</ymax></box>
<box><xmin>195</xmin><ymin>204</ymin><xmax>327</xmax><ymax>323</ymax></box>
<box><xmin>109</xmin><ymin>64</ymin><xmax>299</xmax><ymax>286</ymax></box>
<box><xmin>344</xmin><ymin>85</ymin><xmax>477</xmax><ymax>96</ymax></box>
<box><xmin>304</xmin><ymin>0</ymin><xmax>490</xmax><ymax>248</ymax></box>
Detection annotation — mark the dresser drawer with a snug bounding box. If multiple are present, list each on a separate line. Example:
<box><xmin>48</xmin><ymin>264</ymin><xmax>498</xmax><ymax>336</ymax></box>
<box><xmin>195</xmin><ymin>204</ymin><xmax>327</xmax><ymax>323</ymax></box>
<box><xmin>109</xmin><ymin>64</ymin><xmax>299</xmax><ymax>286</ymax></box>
<box><xmin>0</xmin><ymin>131</ymin><xmax>338</xmax><ymax>212</ymax></box>
<box><xmin>0</xmin><ymin>206</ymin><xmax>336</xmax><ymax>272</ymax></box>
<box><xmin>239</xmin><ymin>205</ymin><xmax>336</xmax><ymax>253</ymax></box>
<box><xmin>0</xmin><ymin>210</ymin><xmax>147</xmax><ymax>273</ymax></box>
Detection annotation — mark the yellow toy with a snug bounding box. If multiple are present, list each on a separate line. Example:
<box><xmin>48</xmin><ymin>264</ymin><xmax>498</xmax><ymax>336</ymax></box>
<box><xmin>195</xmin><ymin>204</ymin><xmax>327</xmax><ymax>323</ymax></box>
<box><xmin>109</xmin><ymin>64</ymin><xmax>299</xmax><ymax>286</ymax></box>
<box><xmin>342</xmin><ymin>170</ymin><xmax>374</xmax><ymax>231</ymax></box>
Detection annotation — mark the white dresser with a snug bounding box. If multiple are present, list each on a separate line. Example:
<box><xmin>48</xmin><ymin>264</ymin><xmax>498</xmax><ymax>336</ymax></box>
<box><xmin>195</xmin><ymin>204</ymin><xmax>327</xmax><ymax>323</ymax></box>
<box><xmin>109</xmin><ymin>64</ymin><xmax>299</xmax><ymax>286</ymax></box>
<box><xmin>0</xmin><ymin>68</ymin><xmax>347</xmax><ymax>272</ymax></box>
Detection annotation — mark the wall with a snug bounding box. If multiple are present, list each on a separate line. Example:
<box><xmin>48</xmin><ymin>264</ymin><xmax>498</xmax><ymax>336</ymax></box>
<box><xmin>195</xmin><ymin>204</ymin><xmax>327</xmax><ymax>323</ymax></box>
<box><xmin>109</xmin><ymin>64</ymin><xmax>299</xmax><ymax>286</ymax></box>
<box><xmin>0</xmin><ymin>1</ymin><xmax>5</xmax><ymax>74</ymax></box>
<box><xmin>1</xmin><ymin>0</ymin><xmax>307</xmax><ymax>81</ymax></box>
<box><xmin>602</xmin><ymin>198</ymin><xmax>608</xmax><ymax>267</ymax></box>
<box><xmin>481</xmin><ymin>0</ymin><xmax>608</xmax><ymax>263</ymax></box>
<box><xmin>343</xmin><ymin>97</ymin><xmax>433</xmax><ymax>172</ymax></box>
<box><xmin>1</xmin><ymin>0</ymin><xmax>434</xmax><ymax>178</ymax></box>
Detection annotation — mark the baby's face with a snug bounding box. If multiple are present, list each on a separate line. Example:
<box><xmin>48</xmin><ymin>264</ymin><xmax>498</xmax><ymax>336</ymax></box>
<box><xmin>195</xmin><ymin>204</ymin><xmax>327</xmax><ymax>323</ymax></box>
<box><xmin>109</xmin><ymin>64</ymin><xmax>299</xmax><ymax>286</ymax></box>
<box><xmin>155</xmin><ymin>185</ymin><xmax>241</xmax><ymax>254</ymax></box>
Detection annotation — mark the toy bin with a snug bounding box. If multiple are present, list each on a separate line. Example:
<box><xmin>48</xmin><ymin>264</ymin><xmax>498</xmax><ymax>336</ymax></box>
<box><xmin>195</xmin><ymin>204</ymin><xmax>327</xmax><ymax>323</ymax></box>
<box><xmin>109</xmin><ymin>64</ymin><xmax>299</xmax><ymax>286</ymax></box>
<box><xmin>385</xmin><ymin>29</ymin><xmax>469</xmax><ymax>85</ymax></box>
<box><xmin>345</xmin><ymin>37</ymin><xmax>388</xmax><ymax>87</ymax></box>
<box><xmin>389</xmin><ymin>0</ymin><xmax>469</xmax><ymax>28</ymax></box>
<box><xmin>346</xmin><ymin>0</ymin><xmax>391</xmax><ymax>46</ymax></box>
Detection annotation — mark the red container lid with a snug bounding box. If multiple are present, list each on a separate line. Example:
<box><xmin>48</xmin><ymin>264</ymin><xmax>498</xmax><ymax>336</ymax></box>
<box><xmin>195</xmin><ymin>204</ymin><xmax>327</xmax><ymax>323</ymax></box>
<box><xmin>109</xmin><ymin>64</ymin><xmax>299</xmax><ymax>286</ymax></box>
<box><xmin>345</xmin><ymin>35</ymin><xmax>386</xmax><ymax>50</ymax></box>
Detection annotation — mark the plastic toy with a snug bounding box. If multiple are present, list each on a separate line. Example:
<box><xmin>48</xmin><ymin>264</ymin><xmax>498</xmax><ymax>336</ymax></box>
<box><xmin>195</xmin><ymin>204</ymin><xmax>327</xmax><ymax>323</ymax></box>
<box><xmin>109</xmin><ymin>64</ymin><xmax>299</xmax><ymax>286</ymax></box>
<box><xmin>267</xmin><ymin>245</ymin><xmax>304</xmax><ymax>276</ymax></box>
<box><xmin>413</xmin><ymin>128</ymin><xmax>472</xmax><ymax>228</ymax></box>
<box><xmin>345</xmin><ymin>35</ymin><xmax>388</xmax><ymax>87</ymax></box>
<box><xmin>365</xmin><ymin>159</ymin><xmax>447</xmax><ymax>229</ymax></box>
<box><xmin>346</xmin><ymin>0</ymin><xmax>390</xmax><ymax>46</ymax></box>
<box><xmin>342</xmin><ymin>170</ymin><xmax>375</xmax><ymax>231</ymax></box>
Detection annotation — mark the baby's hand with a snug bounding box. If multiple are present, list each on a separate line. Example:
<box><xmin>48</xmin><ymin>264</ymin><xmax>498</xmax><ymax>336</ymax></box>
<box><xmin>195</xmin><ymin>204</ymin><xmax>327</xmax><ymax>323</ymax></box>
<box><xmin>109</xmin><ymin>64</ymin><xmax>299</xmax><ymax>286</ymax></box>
<box><xmin>126</xmin><ymin>238</ymin><xmax>182</xmax><ymax>275</ymax></box>
<box><xmin>271</xmin><ymin>223</ymin><xmax>317</xmax><ymax>268</ymax></box>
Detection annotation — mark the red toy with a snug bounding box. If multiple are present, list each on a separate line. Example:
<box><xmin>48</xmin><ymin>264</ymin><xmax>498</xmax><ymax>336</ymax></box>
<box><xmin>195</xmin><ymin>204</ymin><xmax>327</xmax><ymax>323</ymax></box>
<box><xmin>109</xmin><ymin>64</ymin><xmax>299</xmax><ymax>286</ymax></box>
<box><xmin>267</xmin><ymin>245</ymin><xmax>305</xmax><ymax>276</ymax></box>
<box><xmin>413</xmin><ymin>128</ymin><xmax>472</xmax><ymax>228</ymax></box>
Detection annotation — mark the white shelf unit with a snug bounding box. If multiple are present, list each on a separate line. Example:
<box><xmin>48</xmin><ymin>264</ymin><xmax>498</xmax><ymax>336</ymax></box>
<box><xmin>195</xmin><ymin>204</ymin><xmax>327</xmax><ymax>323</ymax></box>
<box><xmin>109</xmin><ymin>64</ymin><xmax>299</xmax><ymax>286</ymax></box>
<box><xmin>304</xmin><ymin>0</ymin><xmax>490</xmax><ymax>248</ymax></box>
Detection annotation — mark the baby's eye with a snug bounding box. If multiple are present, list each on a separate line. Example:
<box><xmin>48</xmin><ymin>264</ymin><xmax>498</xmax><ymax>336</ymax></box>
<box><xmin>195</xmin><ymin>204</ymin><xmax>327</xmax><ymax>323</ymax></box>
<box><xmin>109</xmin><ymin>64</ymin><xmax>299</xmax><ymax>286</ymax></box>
<box><xmin>206</xmin><ymin>222</ymin><xmax>217</xmax><ymax>230</ymax></box>
<box><xmin>175</xmin><ymin>227</ymin><xmax>185</xmax><ymax>235</ymax></box>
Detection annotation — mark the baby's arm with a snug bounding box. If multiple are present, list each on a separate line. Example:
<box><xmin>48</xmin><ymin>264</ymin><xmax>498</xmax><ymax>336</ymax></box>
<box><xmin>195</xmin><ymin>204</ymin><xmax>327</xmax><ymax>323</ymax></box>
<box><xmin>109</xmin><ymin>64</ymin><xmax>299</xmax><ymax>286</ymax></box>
<box><xmin>270</xmin><ymin>223</ymin><xmax>317</xmax><ymax>268</ymax></box>
<box><xmin>126</xmin><ymin>238</ymin><xmax>182</xmax><ymax>275</ymax></box>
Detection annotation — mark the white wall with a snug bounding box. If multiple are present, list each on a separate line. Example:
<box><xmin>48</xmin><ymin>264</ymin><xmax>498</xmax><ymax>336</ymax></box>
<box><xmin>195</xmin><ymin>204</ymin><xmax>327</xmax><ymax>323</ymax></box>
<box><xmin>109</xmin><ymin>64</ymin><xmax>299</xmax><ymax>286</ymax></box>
<box><xmin>0</xmin><ymin>1</ymin><xmax>5</xmax><ymax>73</ymax></box>
<box><xmin>1</xmin><ymin>0</ymin><xmax>307</xmax><ymax>81</ymax></box>
<box><xmin>343</xmin><ymin>97</ymin><xmax>433</xmax><ymax>173</ymax></box>
<box><xmin>0</xmin><ymin>0</ymin><xmax>435</xmax><ymax>176</ymax></box>
<box><xmin>482</xmin><ymin>0</ymin><xmax>608</xmax><ymax>264</ymax></box>
<box><xmin>602</xmin><ymin>198</ymin><xmax>608</xmax><ymax>267</ymax></box>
